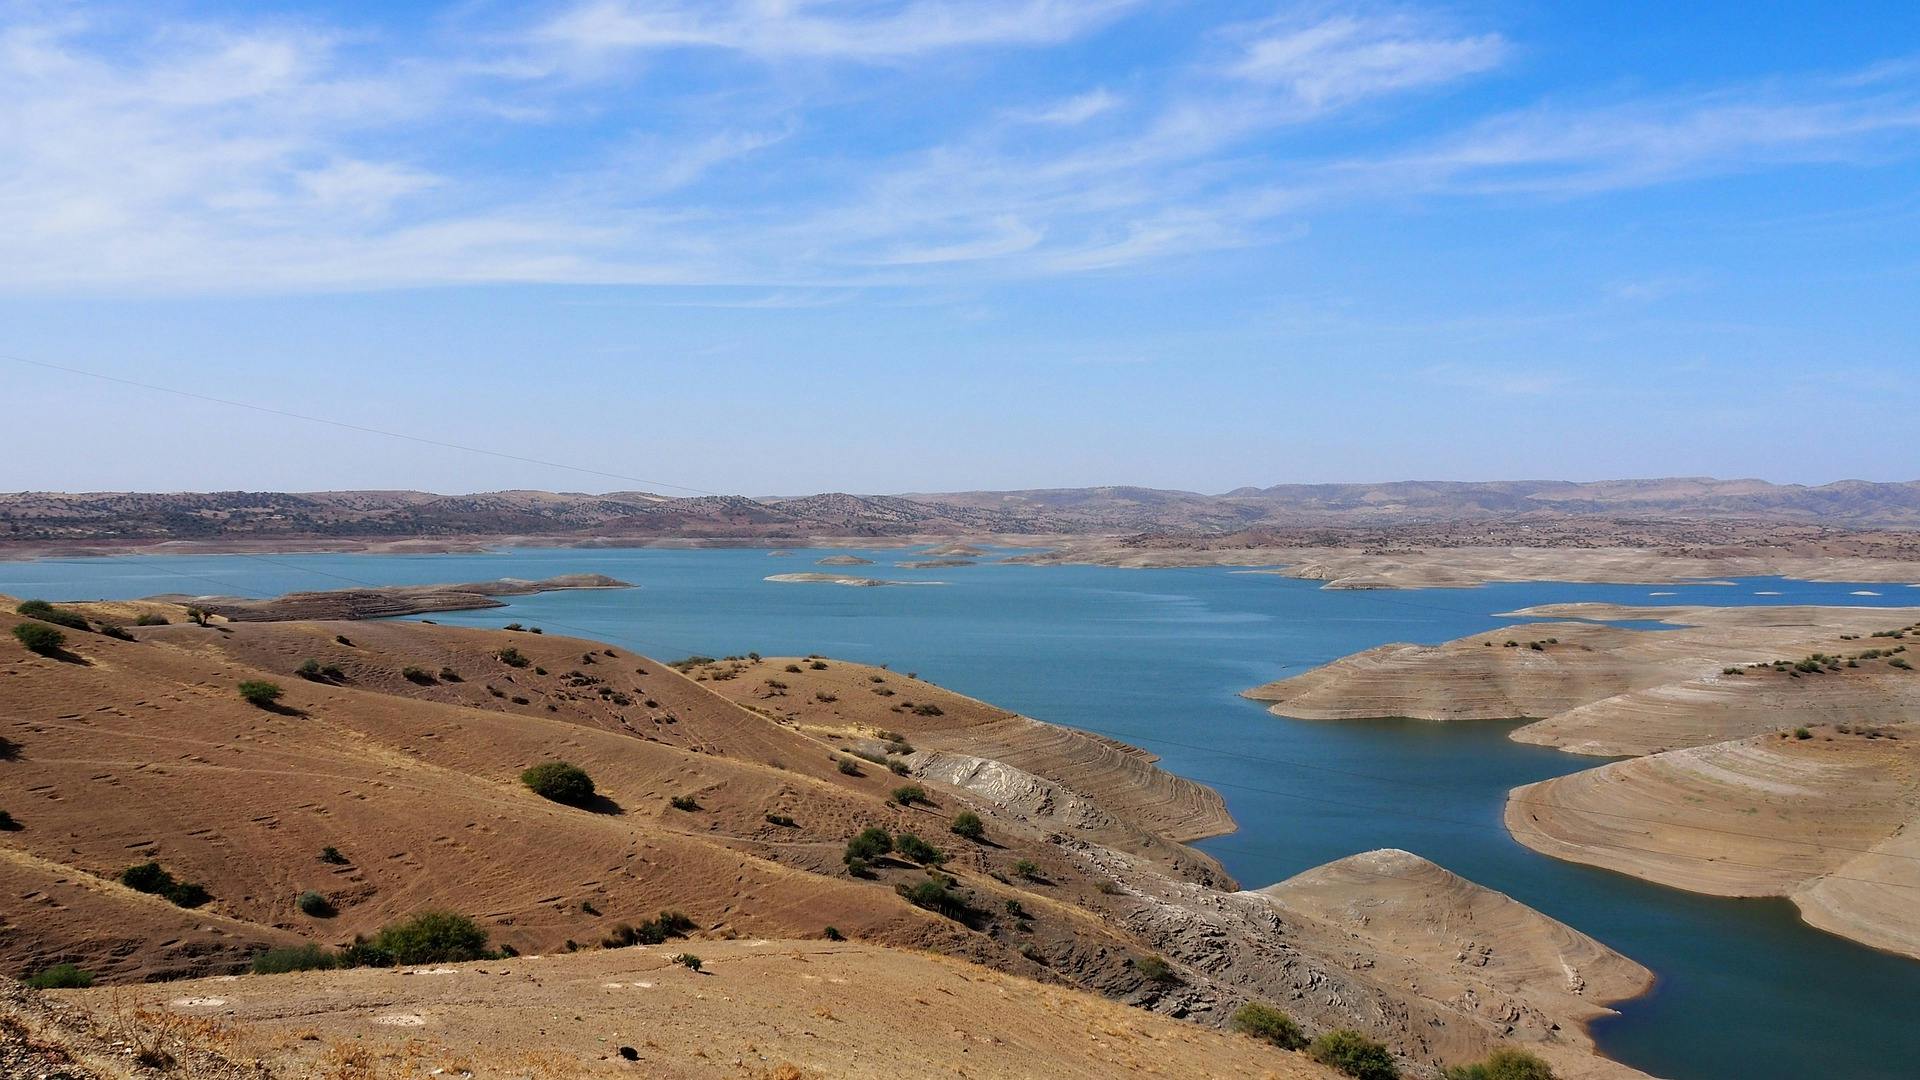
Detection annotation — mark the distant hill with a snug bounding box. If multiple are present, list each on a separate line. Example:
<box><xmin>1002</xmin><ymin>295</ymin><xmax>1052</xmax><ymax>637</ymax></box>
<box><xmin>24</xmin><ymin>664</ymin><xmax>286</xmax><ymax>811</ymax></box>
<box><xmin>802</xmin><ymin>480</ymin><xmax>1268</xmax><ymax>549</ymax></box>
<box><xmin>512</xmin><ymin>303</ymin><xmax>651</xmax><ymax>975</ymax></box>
<box><xmin>2</xmin><ymin>476</ymin><xmax>1917</xmax><ymax>548</ymax></box>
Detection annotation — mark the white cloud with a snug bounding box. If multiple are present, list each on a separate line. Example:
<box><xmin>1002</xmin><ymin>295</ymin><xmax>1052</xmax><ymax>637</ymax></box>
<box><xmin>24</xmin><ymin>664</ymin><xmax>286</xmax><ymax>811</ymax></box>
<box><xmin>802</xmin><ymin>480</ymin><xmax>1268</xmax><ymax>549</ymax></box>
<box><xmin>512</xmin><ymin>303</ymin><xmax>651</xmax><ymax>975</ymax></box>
<box><xmin>1010</xmin><ymin>88</ymin><xmax>1120</xmax><ymax>124</ymax></box>
<box><xmin>536</xmin><ymin>0</ymin><xmax>1140</xmax><ymax>60</ymax></box>
<box><xmin>1228</xmin><ymin>12</ymin><xmax>1506</xmax><ymax>107</ymax></box>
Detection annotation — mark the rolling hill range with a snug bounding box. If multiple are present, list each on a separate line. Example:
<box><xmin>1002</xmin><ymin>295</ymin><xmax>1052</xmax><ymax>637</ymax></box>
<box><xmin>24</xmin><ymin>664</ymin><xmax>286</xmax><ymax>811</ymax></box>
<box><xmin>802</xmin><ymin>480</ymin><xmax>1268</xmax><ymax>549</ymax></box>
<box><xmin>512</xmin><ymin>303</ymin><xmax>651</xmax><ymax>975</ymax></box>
<box><xmin>4</xmin><ymin>477</ymin><xmax>1920</xmax><ymax>552</ymax></box>
<box><xmin>2</xmin><ymin>594</ymin><xmax>1652</xmax><ymax>1079</ymax></box>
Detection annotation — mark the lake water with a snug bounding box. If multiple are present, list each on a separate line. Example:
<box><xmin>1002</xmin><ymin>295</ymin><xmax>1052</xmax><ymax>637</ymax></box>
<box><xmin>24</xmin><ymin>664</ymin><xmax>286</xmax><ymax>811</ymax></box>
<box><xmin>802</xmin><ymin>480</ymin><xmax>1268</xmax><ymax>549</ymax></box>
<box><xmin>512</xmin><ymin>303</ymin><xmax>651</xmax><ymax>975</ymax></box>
<box><xmin>8</xmin><ymin>546</ymin><xmax>1919</xmax><ymax>1080</ymax></box>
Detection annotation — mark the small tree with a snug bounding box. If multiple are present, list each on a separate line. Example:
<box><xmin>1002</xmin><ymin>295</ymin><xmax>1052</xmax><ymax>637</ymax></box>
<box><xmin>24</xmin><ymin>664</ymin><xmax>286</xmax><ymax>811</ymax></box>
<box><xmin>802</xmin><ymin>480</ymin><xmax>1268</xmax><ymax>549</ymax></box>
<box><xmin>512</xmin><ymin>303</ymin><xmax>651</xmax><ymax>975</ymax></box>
<box><xmin>950</xmin><ymin>811</ymin><xmax>985</xmax><ymax>841</ymax></box>
<box><xmin>845</xmin><ymin>827</ymin><xmax>893</xmax><ymax>865</ymax></box>
<box><xmin>12</xmin><ymin>623</ymin><xmax>64</xmax><ymax>655</ymax></box>
<box><xmin>521</xmin><ymin>762</ymin><xmax>596</xmax><ymax>806</ymax></box>
<box><xmin>894</xmin><ymin>833</ymin><xmax>945</xmax><ymax>865</ymax></box>
<box><xmin>1309</xmin><ymin>1030</ymin><xmax>1400</xmax><ymax>1080</ymax></box>
<box><xmin>1441</xmin><ymin>1049</ymin><xmax>1556</xmax><ymax>1080</ymax></box>
<box><xmin>1231</xmin><ymin>1003</ymin><xmax>1306</xmax><ymax>1049</ymax></box>
<box><xmin>297</xmin><ymin>890</ymin><xmax>336</xmax><ymax>917</ymax></box>
<box><xmin>496</xmin><ymin>646</ymin><xmax>530</xmax><ymax>668</ymax></box>
<box><xmin>237</xmin><ymin>680</ymin><xmax>284</xmax><ymax>708</ymax></box>
<box><xmin>1013</xmin><ymin>859</ymin><xmax>1041</xmax><ymax>880</ymax></box>
<box><xmin>891</xmin><ymin>785</ymin><xmax>929</xmax><ymax>806</ymax></box>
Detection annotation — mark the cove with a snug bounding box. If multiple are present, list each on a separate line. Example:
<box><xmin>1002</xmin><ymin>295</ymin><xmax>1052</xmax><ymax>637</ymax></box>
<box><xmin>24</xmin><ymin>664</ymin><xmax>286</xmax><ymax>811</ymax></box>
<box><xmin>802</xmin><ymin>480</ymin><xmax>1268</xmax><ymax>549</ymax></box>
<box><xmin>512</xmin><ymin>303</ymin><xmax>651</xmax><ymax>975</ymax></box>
<box><xmin>7</xmin><ymin>546</ymin><xmax>1919</xmax><ymax>1080</ymax></box>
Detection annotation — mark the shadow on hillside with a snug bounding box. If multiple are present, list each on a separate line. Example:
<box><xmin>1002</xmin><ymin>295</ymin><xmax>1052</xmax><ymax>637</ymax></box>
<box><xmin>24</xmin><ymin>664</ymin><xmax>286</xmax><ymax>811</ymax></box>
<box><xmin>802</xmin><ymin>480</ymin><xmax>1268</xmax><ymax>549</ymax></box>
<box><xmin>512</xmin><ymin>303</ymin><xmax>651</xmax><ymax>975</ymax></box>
<box><xmin>0</xmin><ymin>736</ymin><xmax>20</xmax><ymax>761</ymax></box>
<box><xmin>40</xmin><ymin>647</ymin><xmax>93</xmax><ymax>666</ymax></box>
<box><xmin>256</xmin><ymin>702</ymin><xmax>308</xmax><ymax>718</ymax></box>
<box><xmin>581</xmin><ymin>794</ymin><xmax>625</xmax><ymax>815</ymax></box>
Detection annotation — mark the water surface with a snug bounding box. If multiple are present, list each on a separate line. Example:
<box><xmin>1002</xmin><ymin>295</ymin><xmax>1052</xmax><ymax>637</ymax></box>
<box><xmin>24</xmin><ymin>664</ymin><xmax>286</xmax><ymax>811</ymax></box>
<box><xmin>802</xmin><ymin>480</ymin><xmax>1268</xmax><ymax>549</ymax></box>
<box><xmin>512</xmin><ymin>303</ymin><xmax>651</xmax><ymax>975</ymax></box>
<box><xmin>7</xmin><ymin>548</ymin><xmax>1918</xmax><ymax>1080</ymax></box>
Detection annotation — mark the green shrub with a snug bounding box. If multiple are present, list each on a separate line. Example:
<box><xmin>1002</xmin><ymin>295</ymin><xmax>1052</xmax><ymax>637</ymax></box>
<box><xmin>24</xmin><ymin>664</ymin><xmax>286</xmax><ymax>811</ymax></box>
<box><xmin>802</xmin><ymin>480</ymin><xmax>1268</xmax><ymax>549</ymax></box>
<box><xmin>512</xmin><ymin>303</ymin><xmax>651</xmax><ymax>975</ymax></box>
<box><xmin>911</xmin><ymin>703</ymin><xmax>943</xmax><ymax>716</ymax></box>
<box><xmin>24</xmin><ymin>963</ymin><xmax>94</xmax><ymax>989</ymax></box>
<box><xmin>370</xmin><ymin>910</ymin><xmax>489</xmax><ymax>964</ymax></box>
<box><xmin>894</xmin><ymin>833</ymin><xmax>945</xmax><ymax>865</ymax></box>
<box><xmin>402</xmin><ymin>666</ymin><xmax>435</xmax><ymax>684</ymax></box>
<box><xmin>319</xmin><ymin>845</ymin><xmax>349</xmax><ymax>865</ymax></box>
<box><xmin>439</xmin><ymin>667</ymin><xmax>462</xmax><ymax>682</ymax></box>
<box><xmin>950</xmin><ymin>811</ymin><xmax>985</xmax><ymax>841</ymax></box>
<box><xmin>1440</xmin><ymin>1048</ymin><xmax>1556</xmax><ymax>1080</ymax></box>
<box><xmin>97</xmin><ymin>623</ymin><xmax>132</xmax><ymax>640</ymax></box>
<box><xmin>119</xmin><ymin>861</ymin><xmax>211</xmax><ymax>907</ymax></box>
<box><xmin>823</xmin><ymin>926</ymin><xmax>844</xmax><ymax>941</ymax></box>
<box><xmin>897</xmin><ymin>878</ymin><xmax>974</xmax><ymax>922</ymax></box>
<box><xmin>16</xmin><ymin>600</ymin><xmax>90</xmax><ymax>631</ymax></box>
<box><xmin>887</xmin><ymin>760</ymin><xmax>910</xmax><ymax>775</ymax></box>
<box><xmin>846</xmin><ymin>827</ymin><xmax>893</xmax><ymax>863</ymax></box>
<box><xmin>521</xmin><ymin>762</ymin><xmax>596</xmax><ymax>806</ymax></box>
<box><xmin>186</xmin><ymin>606</ymin><xmax>210</xmax><ymax>626</ymax></box>
<box><xmin>844</xmin><ymin>856</ymin><xmax>873</xmax><ymax>878</ymax></box>
<box><xmin>297</xmin><ymin>658</ymin><xmax>323</xmax><ymax>679</ymax></box>
<box><xmin>1013</xmin><ymin>859</ymin><xmax>1041</xmax><ymax>880</ymax></box>
<box><xmin>672</xmin><ymin>952</ymin><xmax>703</xmax><ymax>971</ymax></box>
<box><xmin>1231</xmin><ymin>1003</ymin><xmax>1306</xmax><ymax>1049</ymax></box>
<box><xmin>1794</xmin><ymin>727</ymin><xmax>1812</xmax><ymax>740</ymax></box>
<box><xmin>891</xmin><ymin>785</ymin><xmax>929</xmax><ymax>806</ymax></box>
<box><xmin>11</xmin><ymin>622</ymin><xmax>65</xmax><ymax>654</ymax></box>
<box><xmin>765</xmin><ymin>812</ymin><xmax>796</xmax><ymax>827</ymax></box>
<box><xmin>297</xmin><ymin>890</ymin><xmax>335</xmax><ymax>917</ymax></box>
<box><xmin>496</xmin><ymin>646</ymin><xmax>530</xmax><ymax>668</ymax></box>
<box><xmin>251</xmin><ymin>944</ymin><xmax>339</xmax><ymax>975</ymax></box>
<box><xmin>1134</xmin><ymin>955</ymin><xmax>1178</xmax><ymax>984</ymax></box>
<box><xmin>669</xmin><ymin>794</ymin><xmax>701</xmax><ymax>811</ymax></box>
<box><xmin>237</xmin><ymin>680</ymin><xmax>284</xmax><ymax>707</ymax></box>
<box><xmin>837</xmin><ymin>757</ymin><xmax>863</xmax><ymax>776</ymax></box>
<box><xmin>601</xmin><ymin>911</ymin><xmax>694</xmax><ymax>948</ymax></box>
<box><xmin>1309</xmin><ymin>1030</ymin><xmax>1400</xmax><ymax>1080</ymax></box>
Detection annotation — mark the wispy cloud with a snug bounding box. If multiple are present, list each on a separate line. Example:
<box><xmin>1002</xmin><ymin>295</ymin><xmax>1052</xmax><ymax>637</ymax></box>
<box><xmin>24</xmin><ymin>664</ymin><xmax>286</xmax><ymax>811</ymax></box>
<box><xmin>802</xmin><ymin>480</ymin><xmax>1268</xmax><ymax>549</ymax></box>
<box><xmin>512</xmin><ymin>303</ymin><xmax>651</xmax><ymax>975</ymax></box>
<box><xmin>0</xmin><ymin>4</ymin><xmax>1916</xmax><ymax>294</ymax></box>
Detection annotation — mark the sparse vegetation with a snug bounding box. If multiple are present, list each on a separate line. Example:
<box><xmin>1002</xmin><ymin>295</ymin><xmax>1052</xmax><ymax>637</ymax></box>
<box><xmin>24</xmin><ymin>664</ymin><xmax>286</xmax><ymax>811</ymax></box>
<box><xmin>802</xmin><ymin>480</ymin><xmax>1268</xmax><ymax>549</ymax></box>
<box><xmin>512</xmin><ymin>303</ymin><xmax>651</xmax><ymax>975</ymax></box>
<box><xmin>911</xmin><ymin>703</ymin><xmax>944</xmax><ymax>717</ymax></box>
<box><xmin>521</xmin><ymin>761</ymin><xmax>596</xmax><ymax>806</ymax></box>
<box><xmin>134</xmin><ymin>613</ymin><xmax>169</xmax><ymax>626</ymax></box>
<box><xmin>319</xmin><ymin>845</ymin><xmax>349</xmax><ymax>865</ymax></box>
<box><xmin>24</xmin><ymin>963</ymin><xmax>95</xmax><ymax>989</ymax></box>
<box><xmin>672</xmin><ymin>952</ymin><xmax>703</xmax><ymax>971</ymax></box>
<box><xmin>16</xmin><ymin>599</ymin><xmax>90</xmax><ymax>631</ymax></box>
<box><xmin>846</xmin><ymin>827</ymin><xmax>894</xmax><ymax>864</ymax></box>
<box><xmin>237</xmin><ymin>680</ymin><xmax>284</xmax><ymax>708</ymax></box>
<box><xmin>897</xmin><ymin>876</ymin><xmax>975</xmax><ymax>922</ymax></box>
<box><xmin>601</xmin><ymin>911</ymin><xmax>695</xmax><ymax>948</ymax></box>
<box><xmin>0</xmin><ymin>810</ymin><xmax>17</xmax><ymax>831</ymax></box>
<box><xmin>297</xmin><ymin>658</ymin><xmax>323</xmax><ymax>679</ymax></box>
<box><xmin>370</xmin><ymin>910</ymin><xmax>490</xmax><ymax>964</ymax></box>
<box><xmin>669</xmin><ymin>794</ymin><xmax>701</xmax><ymax>811</ymax></box>
<box><xmin>402</xmin><ymin>665</ymin><xmax>435</xmax><ymax>684</ymax></box>
<box><xmin>11</xmin><ymin>622</ymin><xmax>64</xmax><ymax>654</ymax></box>
<box><xmin>1134</xmin><ymin>955</ymin><xmax>1179</xmax><ymax>984</ymax></box>
<box><xmin>765</xmin><ymin>812</ymin><xmax>796</xmax><ymax>827</ymax></box>
<box><xmin>823</xmin><ymin>925</ymin><xmax>844</xmax><ymax>941</ymax></box>
<box><xmin>120</xmin><ymin>861</ymin><xmax>212</xmax><ymax>908</ymax></box>
<box><xmin>1231</xmin><ymin>1003</ymin><xmax>1306</xmax><ymax>1050</ymax></box>
<box><xmin>1013</xmin><ymin>859</ymin><xmax>1041</xmax><ymax>880</ymax></box>
<box><xmin>439</xmin><ymin>666</ymin><xmax>462</xmax><ymax>681</ymax></box>
<box><xmin>496</xmin><ymin>646</ymin><xmax>530</xmax><ymax>668</ymax></box>
<box><xmin>1308</xmin><ymin>1030</ymin><xmax>1400</xmax><ymax>1080</ymax></box>
<box><xmin>296</xmin><ymin>890</ymin><xmax>336</xmax><ymax>917</ymax></box>
<box><xmin>837</xmin><ymin>756</ymin><xmax>863</xmax><ymax>776</ymax></box>
<box><xmin>894</xmin><ymin>833</ymin><xmax>945</xmax><ymax>865</ymax></box>
<box><xmin>951</xmin><ymin>811</ymin><xmax>985</xmax><ymax>840</ymax></box>
<box><xmin>1440</xmin><ymin>1048</ymin><xmax>1556</xmax><ymax>1080</ymax></box>
<box><xmin>890</xmin><ymin>784</ymin><xmax>929</xmax><ymax>806</ymax></box>
<box><xmin>251</xmin><ymin>944</ymin><xmax>339</xmax><ymax>975</ymax></box>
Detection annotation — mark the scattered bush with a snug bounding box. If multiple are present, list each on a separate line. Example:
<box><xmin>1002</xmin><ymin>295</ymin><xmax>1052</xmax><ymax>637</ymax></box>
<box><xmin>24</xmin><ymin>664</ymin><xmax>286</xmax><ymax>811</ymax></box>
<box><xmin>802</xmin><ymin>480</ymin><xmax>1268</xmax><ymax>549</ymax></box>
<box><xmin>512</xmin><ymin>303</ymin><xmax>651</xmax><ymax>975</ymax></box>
<box><xmin>1308</xmin><ymin>1030</ymin><xmax>1400</xmax><ymax>1080</ymax></box>
<box><xmin>16</xmin><ymin>600</ymin><xmax>90</xmax><ymax>631</ymax></box>
<box><xmin>911</xmin><ymin>703</ymin><xmax>944</xmax><ymax>717</ymax></box>
<box><xmin>134</xmin><ymin>613</ymin><xmax>169</xmax><ymax>626</ymax></box>
<box><xmin>897</xmin><ymin>878</ymin><xmax>974</xmax><ymax>922</ymax></box>
<box><xmin>120</xmin><ymin>861</ymin><xmax>211</xmax><ymax>907</ymax></box>
<box><xmin>1134</xmin><ymin>955</ymin><xmax>1179</xmax><ymax>984</ymax></box>
<box><xmin>402</xmin><ymin>666</ymin><xmax>435</xmax><ymax>684</ymax></box>
<box><xmin>11</xmin><ymin>622</ymin><xmax>65</xmax><ymax>655</ymax></box>
<box><xmin>846</xmin><ymin>827</ymin><xmax>894</xmax><ymax>864</ymax></box>
<box><xmin>97</xmin><ymin>623</ymin><xmax>133</xmax><ymax>640</ymax></box>
<box><xmin>891</xmin><ymin>784</ymin><xmax>929</xmax><ymax>806</ymax></box>
<box><xmin>765</xmin><ymin>812</ymin><xmax>796</xmax><ymax>827</ymax></box>
<box><xmin>237</xmin><ymin>680</ymin><xmax>284</xmax><ymax>708</ymax></box>
<box><xmin>823</xmin><ymin>926</ymin><xmax>844</xmax><ymax>941</ymax></box>
<box><xmin>810</xmin><ymin>661</ymin><xmax>828</xmax><ymax>670</ymax></box>
<box><xmin>509</xmin><ymin>695</ymin><xmax>530</xmax><ymax>705</ymax></box>
<box><xmin>186</xmin><ymin>606</ymin><xmax>210</xmax><ymax>626</ymax></box>
<box><xmin>601</xmin><ymin>911</ymin><xmax>694</xmax><ymax>948</ymax></box>
<box><xmin>0</xmin><ymin>810</ymin><xmax>17</xmax><ymax>831</ymax></box>
<box><xmin>785</xmin><ymin>663</ymin><xmax>803</xmax><ymax>673</ymax></box>
<box><xmin>1440</xmin><ymin>1048</ymin><xmax>1556</xmax><ymax>1080</ymax></box>
<box><xmin>439</xmin><ymin>667</ymin><xmax>462</xmax><ymax>682</ymax></box>
<box><xmin>297</xmin><ymin>890</ymin><xmax>335</xmax><ymax>917</ymax></box>
<box><xmin>251</xmin><ymin>944</ymin><xmax>338</xmax><ymax>975</ymax></box>
<box><xmin>1013</xmin><ymin>859</ymin><xmax>1041</xmax><ymax>880</ymax></box>
<box><xmin>334</xmin><ymin>634</ymin><xmax>353</xmax><ymax>646</ymax></box>
<box><xmin>887</xmin><ymin>760</ymin><xmax>910</xmax><ymax>775</ymax></box>
<box><xmin>1231</xmin><ymin>1003</ymin><xmax>1306</xmax><ymax>1049</ymax></box>
<box><xmin>672</xmin><ymin>952</ymin><xmax>703</xmax><ymax>971</ymax></box>
<box><xmin>894</xmin><ymin>833</ymin><xmax>945</xmax><ymax>865</ymax></box>
<box><xmin>495</xmin><ymin>646</ymin><xmax>530</xmax><ymax>668</ymax></box>
<box><xmin>1794</xmin><ymin>728</ymin><xmax>1812</xmax><ymax>740</ymax></box>
<box><xmin>24</xmin><ymin>963</ymin><xmax>94</xmax><ymax>989</ymax></box>
<box><xmin>319</xmin><ymin>845</ymin><xmax>349</xmax><ymax>865</ymax></box>
<box><xmin>1021</xmin><ymin>943</ymin><xmax>1047</xmax><ymax>964</ymax></box>
<box><xmin>837</xmin><ymin>757</ymin><xmax>863</xmax><ymax>776</ymax></box>
<box><xmin>297</xmin><ymin>658</ymin><xmax>323</xmax><ymax>679</ymax></box>
<box><xmin>370</xmin><ymin>910</ymin><xmax>490</xmax><ymax>964</ymax></box>
<box><xmin>669</xmin><ymin>794</ymin><xmax>701</xmax><ymax>811</ymax></box>
<box><xmin>521</xmin><ymin>761</ymin><xmax>596</xmax><ymax>806</ymax></box>
<box><xmin>950</xmin><ymin>811</ymin><xmax>985</xmax><ymax>841</ymax></box>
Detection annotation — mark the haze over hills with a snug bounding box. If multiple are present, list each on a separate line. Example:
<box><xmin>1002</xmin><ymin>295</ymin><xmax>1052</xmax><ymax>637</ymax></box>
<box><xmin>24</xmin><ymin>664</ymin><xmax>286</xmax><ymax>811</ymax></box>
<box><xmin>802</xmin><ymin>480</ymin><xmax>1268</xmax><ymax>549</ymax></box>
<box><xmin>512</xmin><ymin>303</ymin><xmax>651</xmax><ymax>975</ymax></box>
<box><xmin>4</xmin><ymin>477</ymin><xmax>1920</xmax><ymax>549</ymax></box>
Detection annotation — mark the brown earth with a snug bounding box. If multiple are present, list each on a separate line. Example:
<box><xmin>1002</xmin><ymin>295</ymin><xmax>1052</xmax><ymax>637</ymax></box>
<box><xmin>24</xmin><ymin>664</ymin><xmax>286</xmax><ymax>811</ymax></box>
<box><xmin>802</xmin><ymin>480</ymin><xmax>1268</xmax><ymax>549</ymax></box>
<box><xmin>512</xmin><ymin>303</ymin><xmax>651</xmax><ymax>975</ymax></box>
<box><xmin>175</xmin><ymin>575</ymin><xmax>632</xmax><ymax>622</ymax></box>
<box><xmin>8</xmin><ymin>942</ymin><xmax>1341</xmax><ymax>1080</ymax></box>
<box><xmin>2</xmin><ymin>598</ymin><xmax>1653</xmax><ymax>1077</ymax></box>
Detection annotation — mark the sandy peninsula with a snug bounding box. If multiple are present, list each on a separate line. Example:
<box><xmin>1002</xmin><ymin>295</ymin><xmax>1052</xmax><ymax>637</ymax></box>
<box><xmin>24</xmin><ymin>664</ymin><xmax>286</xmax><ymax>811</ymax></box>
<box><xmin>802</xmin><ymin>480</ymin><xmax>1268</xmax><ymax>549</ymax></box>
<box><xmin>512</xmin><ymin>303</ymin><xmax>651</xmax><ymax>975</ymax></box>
<box><xmin>765</xmin><ymin>572</ymin><xmax>942</xmax><ymax>587</ymax></box>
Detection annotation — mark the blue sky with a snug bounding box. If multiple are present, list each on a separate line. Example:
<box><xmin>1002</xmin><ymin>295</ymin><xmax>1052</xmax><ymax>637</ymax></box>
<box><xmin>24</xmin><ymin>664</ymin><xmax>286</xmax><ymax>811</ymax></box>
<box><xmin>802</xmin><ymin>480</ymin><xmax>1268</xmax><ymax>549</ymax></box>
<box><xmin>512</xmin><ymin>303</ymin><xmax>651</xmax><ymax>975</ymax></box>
<box><xmin>3</xmin><ymin>0</ymin><xmax>1917</xmax><ymax>494</ymax></box>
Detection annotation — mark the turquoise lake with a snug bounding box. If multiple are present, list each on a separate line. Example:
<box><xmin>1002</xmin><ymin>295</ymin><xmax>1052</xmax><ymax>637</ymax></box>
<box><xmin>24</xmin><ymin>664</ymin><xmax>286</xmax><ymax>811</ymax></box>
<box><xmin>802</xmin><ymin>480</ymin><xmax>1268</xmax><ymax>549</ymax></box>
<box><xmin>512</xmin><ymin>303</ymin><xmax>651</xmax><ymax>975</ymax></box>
<box><xmin>7</xmin><ymin>546</ymin><xmax>1919</xmax><ymax>1080</ymax></box>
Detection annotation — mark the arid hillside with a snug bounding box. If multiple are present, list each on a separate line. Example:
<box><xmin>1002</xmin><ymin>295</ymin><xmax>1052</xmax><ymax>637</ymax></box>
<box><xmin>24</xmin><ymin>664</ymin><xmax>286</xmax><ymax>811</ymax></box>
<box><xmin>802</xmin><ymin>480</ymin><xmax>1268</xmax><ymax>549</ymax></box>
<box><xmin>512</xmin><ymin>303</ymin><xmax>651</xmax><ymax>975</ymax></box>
<box><xmin>2</xmin><ymin>591</ymin><xmax>1654</xmax><ymax>1078</ymax></box>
